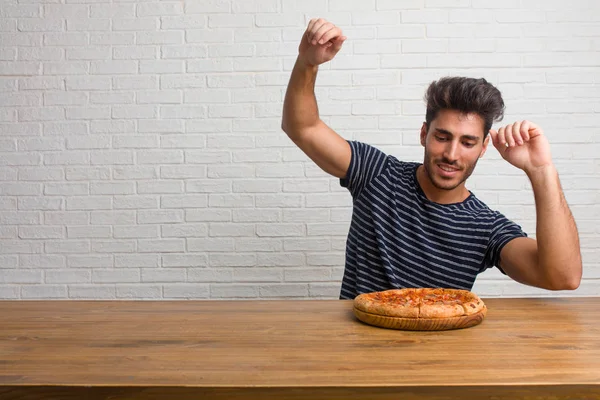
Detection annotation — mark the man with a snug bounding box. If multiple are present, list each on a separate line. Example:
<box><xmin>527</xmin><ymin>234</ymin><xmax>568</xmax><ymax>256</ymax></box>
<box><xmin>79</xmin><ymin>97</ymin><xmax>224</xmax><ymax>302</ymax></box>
<box><xmin>281</xmin><ymin>18</ymin><xmax>582</xmax><ymax>299</ymax></box>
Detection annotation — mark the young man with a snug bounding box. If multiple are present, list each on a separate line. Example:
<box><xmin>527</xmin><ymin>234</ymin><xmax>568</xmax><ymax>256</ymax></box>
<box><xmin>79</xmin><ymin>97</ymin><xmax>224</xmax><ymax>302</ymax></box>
<box><xmin>281</xmin><ymin>19</ymin><xmax>582</xmax><ymax>299</ymax></box>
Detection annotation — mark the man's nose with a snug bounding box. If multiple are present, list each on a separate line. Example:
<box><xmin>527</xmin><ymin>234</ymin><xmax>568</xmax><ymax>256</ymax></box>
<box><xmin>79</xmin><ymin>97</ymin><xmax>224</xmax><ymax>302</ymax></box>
<box><xmin>443</xmin><ymin>141</ymin><xmax>459</xmax><ymax>163</ymax></box>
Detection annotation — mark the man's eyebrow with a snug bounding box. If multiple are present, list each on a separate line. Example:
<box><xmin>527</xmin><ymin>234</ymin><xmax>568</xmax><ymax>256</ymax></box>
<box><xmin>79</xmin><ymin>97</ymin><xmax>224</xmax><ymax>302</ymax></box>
<box><xmin>435</xmin><ymin>128</ymin><xmax>480</xmax><ymax>142</ymax></box>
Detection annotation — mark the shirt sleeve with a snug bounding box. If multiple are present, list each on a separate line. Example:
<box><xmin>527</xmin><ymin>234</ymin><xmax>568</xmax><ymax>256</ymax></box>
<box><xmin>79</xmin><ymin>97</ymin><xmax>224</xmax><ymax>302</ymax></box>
<box><xmin>339</xmin><ymin>140</ymin><xmax>388</xmax><ymax>199</ymax></box>
<box><xmin>483</xmin><ymin>212</ymin><xmax>528</xmax><ymax>274</ymax></box>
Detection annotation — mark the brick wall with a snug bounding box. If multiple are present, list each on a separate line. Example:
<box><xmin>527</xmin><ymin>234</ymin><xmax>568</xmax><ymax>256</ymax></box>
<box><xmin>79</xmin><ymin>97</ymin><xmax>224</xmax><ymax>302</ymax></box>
<box><xmin>0</xmin><ymin>0</ymin><xmax>598</xmax><ymax>299</ymax></box>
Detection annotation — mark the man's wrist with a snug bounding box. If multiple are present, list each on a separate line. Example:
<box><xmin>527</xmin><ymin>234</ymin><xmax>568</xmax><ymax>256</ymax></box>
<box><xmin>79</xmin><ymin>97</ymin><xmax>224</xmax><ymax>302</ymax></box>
<box><xmin>525</xmin><ymin>163</ymin><xmax>557</xmax><ymax>183</ymax></box>
<box><xmin>296</xmin><ymin>55</ymin><xmax>319</xmax><ymax>71</ymax></box>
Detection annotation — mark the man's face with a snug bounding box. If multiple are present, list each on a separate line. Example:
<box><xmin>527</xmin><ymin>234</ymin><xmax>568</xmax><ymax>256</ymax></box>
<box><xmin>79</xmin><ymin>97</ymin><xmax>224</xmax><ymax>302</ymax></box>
<box><xmin>420</xmin><ymin>109</ymin><xmax>489</xmax><ymax>192</ymax></box>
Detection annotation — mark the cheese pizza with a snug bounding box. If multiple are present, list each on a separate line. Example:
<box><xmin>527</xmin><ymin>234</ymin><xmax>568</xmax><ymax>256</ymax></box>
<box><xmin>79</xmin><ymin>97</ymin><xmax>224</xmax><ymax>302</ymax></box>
<box><xmin>353</xmin><ymin>288</ymin><xmax>487</xmax><ymax>331</ymax></box>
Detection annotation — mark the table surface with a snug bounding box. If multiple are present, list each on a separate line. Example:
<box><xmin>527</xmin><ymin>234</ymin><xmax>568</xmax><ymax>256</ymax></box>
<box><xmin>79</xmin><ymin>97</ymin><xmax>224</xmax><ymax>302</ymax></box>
<box><xmin>1</xmin><ymin>297</ymin><xmax>600</xmax><ymax>398</ymax></box>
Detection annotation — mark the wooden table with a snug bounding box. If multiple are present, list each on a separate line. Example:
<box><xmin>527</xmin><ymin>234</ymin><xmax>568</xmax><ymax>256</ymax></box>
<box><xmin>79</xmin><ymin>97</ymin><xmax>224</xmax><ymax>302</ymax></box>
<box><xmin>1</xmin><ymin>298</ymin><xmax>599</xmax><ymax>400</ymax></box>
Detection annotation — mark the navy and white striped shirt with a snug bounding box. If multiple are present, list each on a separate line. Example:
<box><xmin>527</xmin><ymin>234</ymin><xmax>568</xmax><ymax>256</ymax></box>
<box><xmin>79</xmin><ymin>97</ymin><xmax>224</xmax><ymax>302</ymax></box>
<box><xmin>339</xmin><ymin>141</ymin><xmax>527</xmax><ymax>300</ymax></box>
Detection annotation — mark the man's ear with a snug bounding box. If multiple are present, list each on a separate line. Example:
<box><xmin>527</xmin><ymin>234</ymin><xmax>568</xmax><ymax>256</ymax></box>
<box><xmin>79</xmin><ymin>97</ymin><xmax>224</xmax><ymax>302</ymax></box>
<box><xmin>420</xmin><ymin>122</ymin><xmax>428</xmax><ymax>147</ymax></box>
<box><xmin>480</xmin><ymin>133</ymin><xmax>490</xmax><ymax>158</ymax></box>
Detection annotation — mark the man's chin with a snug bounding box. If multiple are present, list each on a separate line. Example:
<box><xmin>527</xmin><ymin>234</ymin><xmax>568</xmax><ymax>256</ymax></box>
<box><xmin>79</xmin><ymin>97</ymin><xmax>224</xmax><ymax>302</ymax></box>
<box><xmin>431</xmin><ymin>180</ymin><xmax>460</xmax><ymax>191</ymax></box>
<box><xmin>430</xmin><ymin>173</ymin><xmax>463</xmax><ymax>191</ymax></box>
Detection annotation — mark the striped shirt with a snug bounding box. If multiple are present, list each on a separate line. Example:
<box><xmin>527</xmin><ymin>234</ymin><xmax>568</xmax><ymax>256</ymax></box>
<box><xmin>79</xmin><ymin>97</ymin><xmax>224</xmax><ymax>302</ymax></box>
<box><xmin>339</xmin><ymin>141</ymin><xmax>527</xmax><ymax>300</ymax></box>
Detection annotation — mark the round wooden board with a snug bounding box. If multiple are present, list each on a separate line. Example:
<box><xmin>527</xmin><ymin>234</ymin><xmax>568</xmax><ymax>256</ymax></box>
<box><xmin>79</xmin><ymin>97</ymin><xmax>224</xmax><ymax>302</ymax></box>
<box><xmin>353</xmin><ymin>305</ymin><xmax>487</xmax><ymax>331</ymax></box>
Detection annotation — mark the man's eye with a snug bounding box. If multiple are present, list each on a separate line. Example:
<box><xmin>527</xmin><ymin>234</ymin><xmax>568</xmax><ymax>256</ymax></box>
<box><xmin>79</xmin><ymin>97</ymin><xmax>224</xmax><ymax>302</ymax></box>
<box><xmin>435</xmin><ymin>136</ymin><xmax>447</xmax><ymax>142</ymax></box>
<box><xmin>463</xmin><ymin>142</ymin><xmax>475</xmax><ymax>148</ymax></box>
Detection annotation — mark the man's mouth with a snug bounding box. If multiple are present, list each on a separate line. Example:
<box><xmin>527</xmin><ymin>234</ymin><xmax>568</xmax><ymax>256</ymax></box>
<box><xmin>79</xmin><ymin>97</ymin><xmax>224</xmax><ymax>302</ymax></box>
<box><xmin>436</xmin><ymin>163</ymin><xmax>460</xmax><ymax>177</ymax></box>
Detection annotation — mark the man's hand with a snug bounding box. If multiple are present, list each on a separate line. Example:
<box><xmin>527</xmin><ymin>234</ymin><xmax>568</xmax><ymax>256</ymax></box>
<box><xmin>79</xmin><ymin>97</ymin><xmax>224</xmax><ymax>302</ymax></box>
<box><xmin>298</xmin><ymin>18</ymin><xmax>346</xmax><ymax>67</ymax></box>
<box><xmin>489</xmin><ymin>121</ymin><xmax>553</xmax><ymax>175</ymax></box>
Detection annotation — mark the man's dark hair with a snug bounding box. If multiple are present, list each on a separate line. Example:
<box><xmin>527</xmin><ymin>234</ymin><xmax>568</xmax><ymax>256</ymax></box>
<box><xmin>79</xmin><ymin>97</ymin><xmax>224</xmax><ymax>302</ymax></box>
<box><xmin>424</xmin><ymin>77</ymin><xmax>505</xmax><ymax>138</ymax></box>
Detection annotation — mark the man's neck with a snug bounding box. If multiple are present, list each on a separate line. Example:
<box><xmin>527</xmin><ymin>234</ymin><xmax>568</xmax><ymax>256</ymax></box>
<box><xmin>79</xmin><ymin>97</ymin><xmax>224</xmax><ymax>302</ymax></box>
<box><xmin>416</xmin><ymin>165</ymin><xmax>470</xmax><ymax>205</ymax></box>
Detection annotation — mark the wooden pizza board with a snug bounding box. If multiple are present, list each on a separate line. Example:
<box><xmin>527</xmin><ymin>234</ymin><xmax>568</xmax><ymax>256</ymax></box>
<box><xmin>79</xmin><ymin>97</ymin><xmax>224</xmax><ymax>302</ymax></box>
<box><xmin>353</xmin><ymin>305</ymin><xmax>487</xmax><ymax>331</ymax></box>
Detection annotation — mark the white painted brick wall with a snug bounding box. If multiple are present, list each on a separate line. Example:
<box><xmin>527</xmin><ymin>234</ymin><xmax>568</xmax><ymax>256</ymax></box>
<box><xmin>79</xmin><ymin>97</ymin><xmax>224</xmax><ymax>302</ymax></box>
<box><xmin>0</xmin><ymin>1</ymin><xmax>598</xmax><ymax>299</ymax></box>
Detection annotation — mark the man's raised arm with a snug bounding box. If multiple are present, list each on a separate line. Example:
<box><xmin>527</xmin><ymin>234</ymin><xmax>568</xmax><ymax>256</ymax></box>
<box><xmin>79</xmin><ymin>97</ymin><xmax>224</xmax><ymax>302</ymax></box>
<box><xmin>490</xmin><ymin>121</ymin><xmax>582</xmax><ymax>290</ymax></box>
<box><xmin>281</xmin><ymin>18</ymin><xmax>351</xmax><ymax>179</ymax></box>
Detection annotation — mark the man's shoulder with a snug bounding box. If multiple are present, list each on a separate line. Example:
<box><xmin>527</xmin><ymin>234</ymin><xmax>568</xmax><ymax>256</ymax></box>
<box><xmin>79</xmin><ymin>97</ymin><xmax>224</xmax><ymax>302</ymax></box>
<box><xmin>462</xmin><ymin>194</ymin><xmax>506</xmax><ymax>221</ymax></box>
<box><xmin>348</xmin><ymin>140</ymin><xmax>419</xmax><ymax>173</ymax></box>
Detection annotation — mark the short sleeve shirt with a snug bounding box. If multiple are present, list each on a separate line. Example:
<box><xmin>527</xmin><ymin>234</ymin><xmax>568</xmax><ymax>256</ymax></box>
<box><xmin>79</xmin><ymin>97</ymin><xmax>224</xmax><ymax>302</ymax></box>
<box><xmin>339</xmin><ymin>140</ymin><xmax>527</xmax><ymax>300</ymax></box>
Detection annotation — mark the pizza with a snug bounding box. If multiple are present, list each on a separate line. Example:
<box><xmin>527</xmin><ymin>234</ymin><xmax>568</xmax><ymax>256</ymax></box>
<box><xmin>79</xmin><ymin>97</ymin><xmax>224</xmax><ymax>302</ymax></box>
<box><xmin>353</xmin><ymin>288</ymin><xmax>487</xmax><ymax>331</ymax></box>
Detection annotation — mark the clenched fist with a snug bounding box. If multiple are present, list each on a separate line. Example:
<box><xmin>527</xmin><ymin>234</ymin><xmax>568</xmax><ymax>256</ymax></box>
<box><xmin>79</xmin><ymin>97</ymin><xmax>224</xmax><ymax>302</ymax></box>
<box><xmin>298</xmin><ymin>18</ymin><xmax>347</xmax><ymax>67</ymax></box>
<box><xmin>489</xmin><ymin>121</ymin><xmax>553</xmax><ymax>174</ymax></box>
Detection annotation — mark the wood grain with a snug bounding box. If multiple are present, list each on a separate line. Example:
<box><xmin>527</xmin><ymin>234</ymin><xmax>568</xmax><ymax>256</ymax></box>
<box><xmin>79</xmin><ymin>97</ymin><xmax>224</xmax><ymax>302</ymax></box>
<box><xmin>0</xmin><ymin>297</ymin><xmax>599</xmax><ymax>400</ymax></box>
<box><xmin>353</xmin><ymin>305</ymin><xmax>487</xmax><ymax>330</ymax></box>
